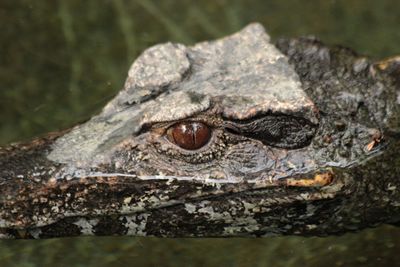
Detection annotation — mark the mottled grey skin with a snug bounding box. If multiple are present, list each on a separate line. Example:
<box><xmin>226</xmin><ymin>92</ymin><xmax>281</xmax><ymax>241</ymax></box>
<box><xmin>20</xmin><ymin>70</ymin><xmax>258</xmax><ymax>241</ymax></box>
<box><xmin>0</xmin><ymin>23</ymin><xmax>399</xmax><ymax>239</ymax></box>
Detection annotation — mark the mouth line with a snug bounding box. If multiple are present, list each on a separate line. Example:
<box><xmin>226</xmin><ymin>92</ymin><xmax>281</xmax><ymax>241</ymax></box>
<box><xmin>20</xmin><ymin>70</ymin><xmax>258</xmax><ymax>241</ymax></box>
<box><xmin>73</xmin><ymin>169</ymin><xmax>335</xmax><ymax>187</ymax></box>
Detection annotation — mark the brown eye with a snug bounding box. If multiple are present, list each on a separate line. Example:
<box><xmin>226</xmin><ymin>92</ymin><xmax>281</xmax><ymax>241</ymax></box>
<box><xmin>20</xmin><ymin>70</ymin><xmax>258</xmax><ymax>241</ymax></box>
<box><xmin>167</xmin><ymin>122</ymin><xmax>211</xmax><ymax>150</ymax></box>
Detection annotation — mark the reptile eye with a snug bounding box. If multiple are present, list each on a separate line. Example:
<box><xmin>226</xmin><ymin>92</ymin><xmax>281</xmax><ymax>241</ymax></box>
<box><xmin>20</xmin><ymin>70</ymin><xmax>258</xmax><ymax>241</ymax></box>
<box><xmin>166</xmin><ymin>122</ymin><xmax>211</xmax><ymax>150</ymax></box>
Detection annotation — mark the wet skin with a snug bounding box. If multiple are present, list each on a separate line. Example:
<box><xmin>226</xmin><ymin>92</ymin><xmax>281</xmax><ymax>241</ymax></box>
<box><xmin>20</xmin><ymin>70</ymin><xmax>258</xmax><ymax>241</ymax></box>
<box><xmin>0</xmin><ymin>23</ymin><xmax>399</xmax><ymax>239</ymax></box>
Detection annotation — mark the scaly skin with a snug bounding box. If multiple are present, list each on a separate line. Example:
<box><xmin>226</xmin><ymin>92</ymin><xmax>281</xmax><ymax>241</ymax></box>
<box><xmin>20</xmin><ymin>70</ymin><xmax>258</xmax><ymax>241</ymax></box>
<box><xmin>0</xmin><ymin>23</ymin><xmax>399</xmax><ymax>239</ymax></box>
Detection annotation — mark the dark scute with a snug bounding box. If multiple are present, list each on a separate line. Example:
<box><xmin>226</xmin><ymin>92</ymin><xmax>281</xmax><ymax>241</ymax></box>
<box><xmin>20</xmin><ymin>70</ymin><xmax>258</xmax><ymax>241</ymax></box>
<box><xmin>224</xmin><ymin>115</ymin><xmax>317</xmax><ymax>149</ymax></box>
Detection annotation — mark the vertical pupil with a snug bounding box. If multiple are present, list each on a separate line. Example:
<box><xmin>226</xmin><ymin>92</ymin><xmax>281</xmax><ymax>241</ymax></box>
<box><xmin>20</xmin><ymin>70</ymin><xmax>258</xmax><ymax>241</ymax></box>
<box><xmin>168</xmin><ymin>122</ymin><xmax>211</xmax><ymax>150</ymax></box>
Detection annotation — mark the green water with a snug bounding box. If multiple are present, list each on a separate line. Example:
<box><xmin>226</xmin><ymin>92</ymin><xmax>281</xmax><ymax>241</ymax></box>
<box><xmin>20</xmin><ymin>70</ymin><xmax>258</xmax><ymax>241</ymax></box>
<box><xmin>1</xmin><ymin>0</ymin><xmax>400</xmax><ymax>266</ymax></box>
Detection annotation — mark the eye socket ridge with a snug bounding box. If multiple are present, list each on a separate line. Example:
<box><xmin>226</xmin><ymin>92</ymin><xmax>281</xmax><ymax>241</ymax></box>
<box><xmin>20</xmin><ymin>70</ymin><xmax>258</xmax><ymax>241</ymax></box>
<box><xmin>166</xmin><ymin>121</ymin><xmax>212</xmax><ymax>150</ymax></box>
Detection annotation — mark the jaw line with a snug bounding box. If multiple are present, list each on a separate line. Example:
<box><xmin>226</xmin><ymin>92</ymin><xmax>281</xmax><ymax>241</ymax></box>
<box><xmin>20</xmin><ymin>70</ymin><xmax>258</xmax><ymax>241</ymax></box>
<box><xmin>77</xmin><ymin>168</ymin><xmax>335</xmax><ymax>186</ymax></box>
<box><xmin>4</xmin><ymin>169</ymin><xmax>346</xmax><ymax>229</ymax></box>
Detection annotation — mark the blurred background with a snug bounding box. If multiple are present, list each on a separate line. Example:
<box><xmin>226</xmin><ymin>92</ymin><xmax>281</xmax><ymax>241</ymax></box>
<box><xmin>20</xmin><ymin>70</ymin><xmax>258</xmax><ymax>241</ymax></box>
<box><xmin>0</xmin><ymin>0</ymin><xmax>400</xmax><ymax>266</ymax></box>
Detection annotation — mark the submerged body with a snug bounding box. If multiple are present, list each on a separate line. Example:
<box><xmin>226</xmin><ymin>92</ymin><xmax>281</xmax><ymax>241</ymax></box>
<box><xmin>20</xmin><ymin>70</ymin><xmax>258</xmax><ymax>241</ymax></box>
<box><xmin>0</xmin><ymin>23</ymin><xmax>399</xmax><ymax>238</ymax></box>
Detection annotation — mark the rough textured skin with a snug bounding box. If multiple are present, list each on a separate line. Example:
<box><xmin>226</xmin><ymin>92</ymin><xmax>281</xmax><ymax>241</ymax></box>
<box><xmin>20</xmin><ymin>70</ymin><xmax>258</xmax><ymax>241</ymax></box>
<box><xmin>0</xmin><ymin>23</ymin><xmax>399</xmax><ymax>239</ymax></box>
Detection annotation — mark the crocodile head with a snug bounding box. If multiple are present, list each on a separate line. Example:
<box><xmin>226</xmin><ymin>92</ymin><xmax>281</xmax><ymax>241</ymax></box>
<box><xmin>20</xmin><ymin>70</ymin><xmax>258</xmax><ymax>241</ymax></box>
<box><xmin>1</xmin><ymin>23</ymin><xmax>400</xmax><ymax>238</ymax></box>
